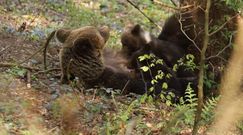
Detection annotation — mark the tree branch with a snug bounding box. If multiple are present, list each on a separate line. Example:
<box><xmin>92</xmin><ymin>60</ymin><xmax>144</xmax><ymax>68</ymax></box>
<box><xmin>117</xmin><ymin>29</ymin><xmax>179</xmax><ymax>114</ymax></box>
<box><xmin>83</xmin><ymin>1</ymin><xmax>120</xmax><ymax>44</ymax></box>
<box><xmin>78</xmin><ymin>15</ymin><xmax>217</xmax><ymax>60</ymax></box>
<box><xmin>127</xmin><ymin>0</ymin><xmax>162</xmax><ymax>30</ymax></box>
<box><xmin>151</xmin><ymin>0</ymin><xmax>193</xmax><ymax>11</ymax></box>
<box><xmin>209</xmin><ymin>14</ymin><xmax>239</xmax><ymax>36</ymax></box>
<box><xmin>170</xmin><ymin>0</ymin><xmax>177</xmax><ymax>7</ymax></box>
<box><xmin>192</xmin><ymin>0</ymin><xmax>211</xmax><ymax>134</ymax></box>
<box><xmin>178</xmin><ymin>11</ymin><xmax>202</xmax><ymax>53</ymax></box>
<box><xmin>206</xmin><ymin>35</ymin><xmax>233</xmax><ymax>60</ymax></box>
<box><xmin>151</xmin><ymin>0</ymin><xmax>179</xmax><ymax>11</ymax></box>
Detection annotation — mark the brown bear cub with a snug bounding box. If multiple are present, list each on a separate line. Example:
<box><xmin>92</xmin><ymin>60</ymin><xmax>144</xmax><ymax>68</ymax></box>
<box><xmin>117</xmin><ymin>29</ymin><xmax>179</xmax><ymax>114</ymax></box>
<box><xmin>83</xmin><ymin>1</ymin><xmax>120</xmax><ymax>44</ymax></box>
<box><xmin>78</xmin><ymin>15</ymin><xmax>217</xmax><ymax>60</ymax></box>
<box><xmin>55</xmin><ymin>26</ymin><xmax>109</xmax><ymax>86</ymax></box>
<box><xmin>120</xmin><ymin>24</ymin><xmax>197</xmax><ymax>98</ymax></box>
<box><xmin>121</xmin><ymin>24</ymin><xmax>185</xmax><ymax>68</ymax></box>
<box><xmin>44</xmin><ymin>25</ymin><xmax>146</xmax><ymax>93</ymax></box>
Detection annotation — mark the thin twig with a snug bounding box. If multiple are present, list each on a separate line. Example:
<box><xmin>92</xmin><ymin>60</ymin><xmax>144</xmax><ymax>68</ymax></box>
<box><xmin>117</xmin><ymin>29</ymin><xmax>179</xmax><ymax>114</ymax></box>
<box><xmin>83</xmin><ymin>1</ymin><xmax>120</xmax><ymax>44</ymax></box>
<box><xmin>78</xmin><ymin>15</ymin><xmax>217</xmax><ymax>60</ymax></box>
<box><xmin>121</xmin><ymin>80</ymin><xmax>131</xmax><ymax>94</ymax></box>
<box><xmin>47</xmin><ymin>126</ymin><xmax>58</xmax><ymax>134</ymax></box>
<box><xmin>0</xmin><ymin>46</ymin><xmax>11</xmax><ymax>54</ymax></box>
<box><xmin>209</xmin><ymin>14</ymin><xmax>239</xmax><ymax>36</ymax></box>
<box><xmin>0</xmin><ymin>62</ymin><xmax>40</xmax><ymax>71</ymax></box>
<box><xmin>140</xmin><ymin>107</ymin><xmax>160</xmax><ymax>112</ymax></box>
<box><xmin>206</xmin><ymin>35</ymin><xmax>233</xmax><ymax>60</ymax></box>
<box><xmin>210</xmin><ymin>56</ymin><xmax>227</xmax><ymax>62</ymax></box>
<box><xmin>32</xmin><ymin>68</ymin><xmax>61</xmax><ymax>75</ymax></box>
<box><xmin>111</xmin><ymin>92</ymin><xmax>119</xmax><ymax>111</ymax></box>
<box><xmin>34</xmin><ymin>77</ymin><xmax>51</xmax><ymax>91</ymax></box>
<box><xmin>178</xmin><ymin>11</ymin><xmax>202</xmax><ymax>53</ymax></box>
<box><xmin>19</xmin><ymin>45</ymin><xmax>45</xmax><ymax>64</ymax></box>
<box><xmin>136</xmin><ymin>59</ymin><xmax>148</xmax><ymax>93</ymax></box>
<box><xmin>27</xmin><ymin>62</ymin><xmax>32</xmax><ymax>88</ymax></box>
<box><xmin>92</xmin><ymin>89</ymin><xmax>97</xmax><ymax>100</ymax></box>
<box><xmin>127</xmin><ymin>0</ymin><xmax>162</xmax><ymax>30</ymax></box>
<box><xmin>146</xmin><ymin>60</ymin><xmax>154</xmax><ymax>82</ymax></box>
<box><xmin>152</xmin><ymin>0</ymin><xmax>193</xmax><ymax>11</ymax></box>
<box><xmin>169</xmin><ymin>0</ymin><xmax>177</xmax><ymax>7</ymax></box>
<box><xmin>152</xmin><ymin>0</ymin><xmax>178</xmax><ymax>11</ymax></box>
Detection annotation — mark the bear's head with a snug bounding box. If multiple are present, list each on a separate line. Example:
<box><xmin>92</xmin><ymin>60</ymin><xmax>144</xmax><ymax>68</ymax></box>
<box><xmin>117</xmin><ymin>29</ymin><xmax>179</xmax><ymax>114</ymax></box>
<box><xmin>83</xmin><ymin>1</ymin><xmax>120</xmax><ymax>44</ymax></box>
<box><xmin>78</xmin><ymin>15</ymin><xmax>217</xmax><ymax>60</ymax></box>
<box><xmin>120</xmin><ymin>24</ymin><xmax>152</xmax><ymax>59</ymax></box>
<box><xmin>56</xmin><ymin>26</ymin><xmax>110</xmax><ymax>56</ymax></box>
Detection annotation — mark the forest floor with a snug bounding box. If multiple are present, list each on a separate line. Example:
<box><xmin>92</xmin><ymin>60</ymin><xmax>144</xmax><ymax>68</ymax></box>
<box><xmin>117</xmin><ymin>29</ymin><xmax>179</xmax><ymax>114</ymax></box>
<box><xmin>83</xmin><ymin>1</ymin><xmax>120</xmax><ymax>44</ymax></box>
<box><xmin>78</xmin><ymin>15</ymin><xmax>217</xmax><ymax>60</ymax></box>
<box><xmin>0</xmin><ymin>1</ymin><xmax>175</xmax><ymax>134</ymax></box>
<box><xmin>0</xmin><ymin>0</ymin><xmax>242</xmax><ymax>135</ymax></box>
<box><xmin>0</xmin><ymin>31</ymin><xmax>176</xmax><ymax>134</ymax></box>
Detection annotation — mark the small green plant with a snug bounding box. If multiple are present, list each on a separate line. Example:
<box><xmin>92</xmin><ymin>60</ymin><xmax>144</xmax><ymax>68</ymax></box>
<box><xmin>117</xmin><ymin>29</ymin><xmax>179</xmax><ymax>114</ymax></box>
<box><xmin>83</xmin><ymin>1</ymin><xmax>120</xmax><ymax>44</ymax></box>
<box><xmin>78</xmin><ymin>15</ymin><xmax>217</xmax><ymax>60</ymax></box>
<box><xmin>175</xmin><ymin>83</ymin><xmax>198</xmax><ymax>125</ymax></box>
<box><xmin>225</xmin><ymin>0</ymin><xmax>243</xmax><ymax>10</ymax></box>
<box><xmin>177</xmin><ymin>54</ymin><xmax>197</xmax><ymax>71</ymax></box>
<box><xmin>165</xmin><ymin>83</ymin><xmax>220</xmax><ymax>134</ymax></box>
<box><xmin>237</xmin><ymin>121</ymin><xmax>243</xmax><ymax>132</ymax></box>
<box><xmin>202</xmin><ymin>96</ymin><xmax>220</xmax><ymax>123</ymax></box>
<box><xmin>203</xmin><ymin>65</ymin><xmax>218</xmax><ymax>91</ymax></box>
<box><xmin>103</xmin><ymin>98</ymin><xmax>140</xmax><ymax>134</ymax></box>
<box><xmin>138</xmin><ymin>53</ymin><xmax>197</xmax><ymax>107</ymax></box>
<box><xmin>6</xmin><ymin>66</ymin><xmax>27</xmax><ymax>78</ymax></box>
<box><xmin>162</xmin><ymin>83</ymin><xmax>197</xmax><ymax>134</ymax></box>
<box><xmin>138</xmin><ymin>53</ymin><xmax>171</xmax><ymax>98</ymax></box>
<box><xmin>102</xmin><ymin>94</ymin><xmax>160</xmax><ymax>134</ymax></box>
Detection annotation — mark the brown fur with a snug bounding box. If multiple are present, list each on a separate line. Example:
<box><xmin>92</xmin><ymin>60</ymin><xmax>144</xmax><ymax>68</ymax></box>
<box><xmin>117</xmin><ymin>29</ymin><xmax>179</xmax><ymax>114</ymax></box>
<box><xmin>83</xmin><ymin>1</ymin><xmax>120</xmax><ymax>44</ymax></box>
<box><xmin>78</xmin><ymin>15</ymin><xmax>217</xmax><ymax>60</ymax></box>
<box><xmin>43</xmin><ymin>26</ymin><xmax>109</xmax><ymax>70</ymax></box>
<box><xmin>103</xmin><ymin>48</ymin><xmax>133</xmax><ymax>75</ymax></box>
<box><xmin>120</xmin><ymin>24</ymin><xmax>185</xmax><ymax>69</ymax></box>
<box><xmin>97</xmin><ymin>67</ymin><xmax>146</xmax><ymax>94</ymax></box>
<box><xmin>43</xmin><ymin>25</ymin><xmax>146</xmax><ymax>93</ymax></box>
<box><xmin>120</xmin><ymin>24</ymin><xmax>148</xmax><ymax>60</ymax></box>
<box><xmin>59</xmin><ymin>26</ymin><xmax>109</xmax><ymax>86</ymax></box>
<box><xmin>120</xmin><ymin>24</ymin><xmax>198</xmax><ymax>97</ymax></box>
<box><xmin>43</xmin><ymin>26</ymin><xmax>110</xmax><ymax>86</ymax></box>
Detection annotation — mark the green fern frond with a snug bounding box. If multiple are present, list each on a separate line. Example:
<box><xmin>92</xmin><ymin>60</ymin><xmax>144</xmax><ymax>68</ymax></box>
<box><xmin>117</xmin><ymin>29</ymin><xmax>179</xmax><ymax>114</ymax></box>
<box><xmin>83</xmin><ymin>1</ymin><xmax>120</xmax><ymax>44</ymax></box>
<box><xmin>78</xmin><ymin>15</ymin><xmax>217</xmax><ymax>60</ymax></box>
<box><xmin>202</xmin><ymin>96</ymin><xmax>220</xmax><ymax>123</ymax></box>
<box><xmin>184</xmin><ymin>83</ymin><xmax>198</xmax><ymax>107</ymax></box>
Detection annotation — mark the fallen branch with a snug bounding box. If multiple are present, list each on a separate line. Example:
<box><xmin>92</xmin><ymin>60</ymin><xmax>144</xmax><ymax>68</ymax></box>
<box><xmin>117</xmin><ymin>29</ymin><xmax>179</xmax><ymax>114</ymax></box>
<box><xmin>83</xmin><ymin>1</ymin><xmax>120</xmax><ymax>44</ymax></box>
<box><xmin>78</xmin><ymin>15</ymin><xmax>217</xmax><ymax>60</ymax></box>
<box><xmin>127</xmin><ymin>0</ymin><xmax>162</xmax><ymax>30</ymax></box>
<box><xmin>20</xmin><ymin>28</ymin><xmax>55</xmax><ymax>65</ymax></box>
<box><xmin>0</xmin><ymin>62</ymin><xmax>40</xmax><ymax>71</ymax></box>
<box><xmin>32</xmin><ymin>68</ymin><xmax>61</xmax><ymax>75</ymax></box>
<box><xmin>19</xmin><ymin>45</ymin><xmax>45</xmax><ymax>64</ymax></box>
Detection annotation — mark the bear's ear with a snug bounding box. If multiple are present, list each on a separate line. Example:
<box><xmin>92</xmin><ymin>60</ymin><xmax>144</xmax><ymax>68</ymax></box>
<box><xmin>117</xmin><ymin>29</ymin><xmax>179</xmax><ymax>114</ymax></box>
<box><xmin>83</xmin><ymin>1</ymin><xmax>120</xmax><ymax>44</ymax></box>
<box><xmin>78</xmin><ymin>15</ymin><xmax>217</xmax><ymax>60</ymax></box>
<box><xmin>98</xmin><ymin>26</ymin><xmax>110</xmax><ymax>43</ymax></box>
<box><xmin>131</xmin><ymin>24</ymin><xmax>142</xmax><ymax>35</ymax></box>
<box><xmin>56</xmin><ymin>29</ymin><xmax>71</xmax><ymax>43</ymax></box>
